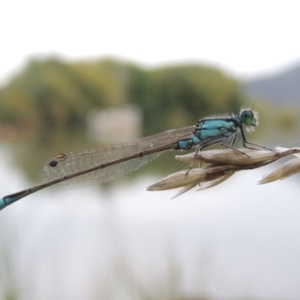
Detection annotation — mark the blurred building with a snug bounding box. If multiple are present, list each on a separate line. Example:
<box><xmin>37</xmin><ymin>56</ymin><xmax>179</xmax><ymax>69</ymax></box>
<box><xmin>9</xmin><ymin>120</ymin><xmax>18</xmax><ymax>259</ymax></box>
<box><xmin>87</xmin><ymin>104</ymin><xmax>142</xmax><ymax>144</ymax></box>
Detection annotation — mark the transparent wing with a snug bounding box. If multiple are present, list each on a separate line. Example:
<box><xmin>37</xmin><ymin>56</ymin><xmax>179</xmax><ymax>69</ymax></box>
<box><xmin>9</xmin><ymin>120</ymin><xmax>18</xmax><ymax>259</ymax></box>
<box><xmin>39</xmin><ymin>126</ymin><xmax>195</xmax><ymax>187</ymax></box>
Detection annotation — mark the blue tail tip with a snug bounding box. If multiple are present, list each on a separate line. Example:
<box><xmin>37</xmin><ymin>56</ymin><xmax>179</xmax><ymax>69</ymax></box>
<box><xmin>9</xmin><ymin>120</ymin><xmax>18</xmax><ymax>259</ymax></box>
<box><xmin>0</xmin><ymin>198</ymin><xmax>7</xmax><ymax>210</ymax></box>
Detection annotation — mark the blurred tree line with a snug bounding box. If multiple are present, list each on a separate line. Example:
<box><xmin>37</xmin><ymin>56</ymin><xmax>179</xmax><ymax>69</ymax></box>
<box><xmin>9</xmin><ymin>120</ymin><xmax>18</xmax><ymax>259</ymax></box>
<box><xmin>0</xmin><ymin>57</ymin><xmax>244</xmax><ymax>140</ymax></box>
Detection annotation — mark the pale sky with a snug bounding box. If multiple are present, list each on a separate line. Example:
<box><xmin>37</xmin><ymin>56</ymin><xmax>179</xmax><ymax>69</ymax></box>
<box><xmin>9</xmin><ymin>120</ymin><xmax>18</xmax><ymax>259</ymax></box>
<box><xmin>1</xmin><ymin>0</ymin><xmax>300</xmax><ymax>85</ymax></box>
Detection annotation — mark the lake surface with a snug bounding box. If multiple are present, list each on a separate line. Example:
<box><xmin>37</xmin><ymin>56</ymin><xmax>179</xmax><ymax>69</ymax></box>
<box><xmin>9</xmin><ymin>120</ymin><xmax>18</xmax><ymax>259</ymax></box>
<box><xmin>1</xmin><ymin>144</ymin><xmax>300</xmax><ymax>300</ymax></box>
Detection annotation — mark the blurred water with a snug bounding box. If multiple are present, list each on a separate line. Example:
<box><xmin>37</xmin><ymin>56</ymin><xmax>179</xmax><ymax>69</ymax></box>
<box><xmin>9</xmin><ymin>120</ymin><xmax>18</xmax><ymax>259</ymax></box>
<box><xmin>1</xmin><ymin>144</ymin><xmax>300</xmax><ymax>300</ymax></box>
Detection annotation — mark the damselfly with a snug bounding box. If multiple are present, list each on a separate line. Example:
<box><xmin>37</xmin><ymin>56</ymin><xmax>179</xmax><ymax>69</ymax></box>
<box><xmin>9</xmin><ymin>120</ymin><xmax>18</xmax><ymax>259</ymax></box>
<box><xmin>0</xmin><ymin>108</ymin><xmax>270</xmax><ymax>210</ymax></box>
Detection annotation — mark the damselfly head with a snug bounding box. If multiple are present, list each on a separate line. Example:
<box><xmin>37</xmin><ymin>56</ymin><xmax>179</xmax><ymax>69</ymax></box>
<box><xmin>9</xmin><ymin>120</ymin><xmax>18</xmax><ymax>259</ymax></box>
<box><xmin>240</xmin><ymin>108</ymin><xmax>259</xmax><ymax>132</ymax></box>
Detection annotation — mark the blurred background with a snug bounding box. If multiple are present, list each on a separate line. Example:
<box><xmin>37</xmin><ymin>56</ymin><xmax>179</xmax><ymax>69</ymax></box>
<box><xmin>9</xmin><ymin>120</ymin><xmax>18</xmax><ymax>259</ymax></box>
<box><xmin>1</xmin><ymin>1</ymin><xmax>300</xmax><ymax>299</ymax></box>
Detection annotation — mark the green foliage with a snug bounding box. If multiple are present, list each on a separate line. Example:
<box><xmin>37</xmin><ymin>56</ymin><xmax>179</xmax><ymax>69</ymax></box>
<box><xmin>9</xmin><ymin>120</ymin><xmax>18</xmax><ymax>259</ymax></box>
<box><xmin>141</xmin><ymin>65</ymin><xmax>242</xmax><ymax>134</ymax></box>
<box><xmin>0</xmin><ymin>57</ymin><xmax>244</xmax><ymax>139</ymax></box>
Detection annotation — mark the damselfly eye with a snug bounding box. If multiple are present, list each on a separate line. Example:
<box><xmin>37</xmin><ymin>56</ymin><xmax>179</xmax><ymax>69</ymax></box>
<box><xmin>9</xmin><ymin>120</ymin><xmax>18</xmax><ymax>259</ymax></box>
<box><xmin>240</xmin><ymin>110</ymin><xmax>255</xmax><ymax>126</ymax></box>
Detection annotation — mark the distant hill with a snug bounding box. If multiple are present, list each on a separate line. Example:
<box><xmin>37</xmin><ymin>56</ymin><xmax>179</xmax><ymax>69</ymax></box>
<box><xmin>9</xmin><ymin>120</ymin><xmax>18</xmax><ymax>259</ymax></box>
<box><xmin>243</xmin><ymin>63</ymin><xmax>300</xmax><ymax>105</ymax></box>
